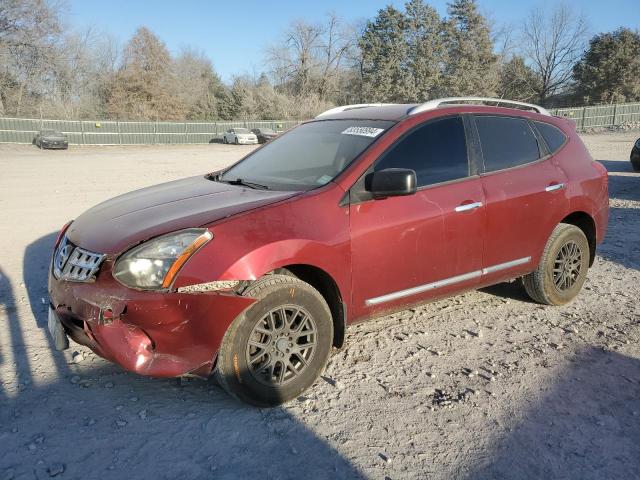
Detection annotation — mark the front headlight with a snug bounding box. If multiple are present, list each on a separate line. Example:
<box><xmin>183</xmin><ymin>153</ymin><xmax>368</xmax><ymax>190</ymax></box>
<box><xmin>113</xmin><ymin>229</ymin><xmax>212</xmax><ymax>290</ymax></box>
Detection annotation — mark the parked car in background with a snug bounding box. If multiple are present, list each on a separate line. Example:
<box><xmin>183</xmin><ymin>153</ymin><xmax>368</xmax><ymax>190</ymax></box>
<box><xmin>48</xmin><ymin>97</ymin><xmax>608</xmax><ymax>407</ymax></box>
<box><xmin>631</xmin><ymin>137</ymin><xmax>640</xmax><ymax>171</ymax></box>
<box><xmin>222</xmin><ymin>128</ymin><xmax>258</xmax><ymax>145</ymax></box>
<box><xmin>35</xmin><ymin>129</ymin><xmax>68</xmax><ymax>149</ymax></box>
<box><xmin>251</xmin><ymin>127</ymin><xmax>279</xmax><ymax>144</ymax></box>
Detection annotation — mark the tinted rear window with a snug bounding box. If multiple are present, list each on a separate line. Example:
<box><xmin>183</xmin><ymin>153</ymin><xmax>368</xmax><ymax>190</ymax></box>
<box><xmin>374</xmin><ymin>116</ymin><xmax>469</xmax><ymax>187</ymax></box>
<box><xmin>534</xmin><ymin>121</ymin><xmax>566</xmax><ymax>153</ymax></box>
<box><xmin>475</xmin><ymin>116</ymin><xmax>541</xmax><ymax>172</ymax></box>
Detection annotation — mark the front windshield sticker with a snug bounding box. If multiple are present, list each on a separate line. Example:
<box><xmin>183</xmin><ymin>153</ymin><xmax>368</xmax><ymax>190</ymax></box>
<box><xmin>341</xmin><ymin>126</ymin><xmax>384</xmax><ymax>138</ymax></box>
<box><xmin>316</xmin><ymin>175</ymin><xmax>332</xmax><ymax>185</ymax></box>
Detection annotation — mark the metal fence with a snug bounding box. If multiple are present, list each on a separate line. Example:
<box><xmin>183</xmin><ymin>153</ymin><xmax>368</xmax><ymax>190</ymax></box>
<box><xmin>0</xmin><ymin>118</ymin><xmax>301</xmax><ymax>145</ymax></box>
<box><xmin>549</xmin><ymin>102</ymin><xmax>640</xmax><ymax>129</ymax></box>
<box><xmin>1</xmin><ymin>101</ymin><xmax>640</xmax><ymax>145</ymax></box>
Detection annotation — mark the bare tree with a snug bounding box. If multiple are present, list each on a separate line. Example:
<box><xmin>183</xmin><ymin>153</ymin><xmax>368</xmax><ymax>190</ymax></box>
<box><xmin>521</xmin><ymin>4</ymin><xmax>588</xmax><ymax>104</ymax></box>
<box><xmin>265</xmin><ymin>12</ymin><xmax>353</xmax><ymax>104</ymax></box>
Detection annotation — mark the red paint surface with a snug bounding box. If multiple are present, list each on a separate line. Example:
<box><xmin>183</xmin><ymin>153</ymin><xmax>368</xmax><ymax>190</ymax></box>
<box><xmin>49</xmin><ymin>104</ymin><xmax>609</xmax><ymax>378</ymax></box>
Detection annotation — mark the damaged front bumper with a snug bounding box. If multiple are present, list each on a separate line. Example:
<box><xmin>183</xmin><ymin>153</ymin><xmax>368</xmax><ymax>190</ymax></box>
<box><xmin>48</xmin><ymin>262</ymin><xmax>255</xmax><ymax>378</ymax></box>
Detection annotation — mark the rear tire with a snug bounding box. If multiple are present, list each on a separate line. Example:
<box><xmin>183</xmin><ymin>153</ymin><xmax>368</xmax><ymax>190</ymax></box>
<box><xmin>523</xmin><ymin>223</ymin><xmax>590</xmax><ymax>305</ymax></box>
<box><xmin>215</xmin><ymin>274</ymin><xmax>333</xmax><ymax>407</ymax></box>
<box><xmin>234</xmin><ymin>137</ymin><xmax>239</xmax><ymax>145</ymax></box>
<box><xmin>222</xmin><ymin>136</ymin><xmax>227</xmax><ymax>144</ymax></box>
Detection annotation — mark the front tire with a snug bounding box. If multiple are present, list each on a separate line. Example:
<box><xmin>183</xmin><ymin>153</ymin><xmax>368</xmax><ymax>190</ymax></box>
<box><xmin>523</xmin><ymin>223</ymin><xmax>590</xmax><ymax>305</ymax></box>
<box><xmin>234</xmin><ymin>137</ymin><xmax>239</xmax><ymax>145</ymax></box>
<box><xmin>215</xmin><ymin>274</ymin><xmax>333</xmax><ymax>407</ymax></box>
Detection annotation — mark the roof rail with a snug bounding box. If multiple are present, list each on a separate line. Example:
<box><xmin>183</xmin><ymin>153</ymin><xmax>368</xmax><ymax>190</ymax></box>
<box><xmin>316</xmin><ymin>103</ymin><xmax>390</xmax><ymax>118</ymax></box>
<box><xmin>408</xmin><ymin>97</ymin><xmax>550</xmax><ymax>116</ymax></box>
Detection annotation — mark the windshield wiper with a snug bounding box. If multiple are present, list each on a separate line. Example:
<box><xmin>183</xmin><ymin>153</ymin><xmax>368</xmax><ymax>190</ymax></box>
<box><xmin>218</xmin><ymin>177</ymin><xmax>270</xmax><ymax>190</ymax></box>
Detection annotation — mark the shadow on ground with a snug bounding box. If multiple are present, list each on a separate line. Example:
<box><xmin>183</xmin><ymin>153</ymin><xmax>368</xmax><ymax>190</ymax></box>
<box><xmin>466</xmin><ymin>347</ymin><xmax>640</xmax><ymax>479</ymax></box>
<box><xmin>0</xmin><ymin>233</ymin><xmax>365</xmax><ymax>479</ymax></box>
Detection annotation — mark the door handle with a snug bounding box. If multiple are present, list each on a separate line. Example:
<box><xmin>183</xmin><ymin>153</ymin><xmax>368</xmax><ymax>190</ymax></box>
<box><xmin>455</xmin><ymin>201</ymin><xmax>483</xmax><ymax>212</ymax></box>
<box><xmin>545</xmin><ymin>183</ymin><xmax>565</xmax><ymax>192</ymax></box>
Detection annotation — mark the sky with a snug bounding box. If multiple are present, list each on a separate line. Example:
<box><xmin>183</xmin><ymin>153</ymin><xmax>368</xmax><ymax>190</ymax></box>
<box><xmin>67</xmin><ymin>0</ymin><xmax>640</xmax><ymax>82</ymax></box>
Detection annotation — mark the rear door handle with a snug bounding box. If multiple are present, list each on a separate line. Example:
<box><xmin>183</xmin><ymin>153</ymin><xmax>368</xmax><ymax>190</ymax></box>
<box><xmin>455</xmin><ymin>201</ymin><xmax>483</xmax><ymax>212</ymax></box>
<box><xmin>545</xmin><ymin>183</ymin><xmax>565</xmax><ymax>192</ymax></box>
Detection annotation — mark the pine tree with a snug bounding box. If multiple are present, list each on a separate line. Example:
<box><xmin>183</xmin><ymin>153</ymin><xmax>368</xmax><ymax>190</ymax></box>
<box><xmin>359</xmin><ymin>6</ymin><xmax>410</xmax><ymax>102</ymax></box>
<box><xmin>573</xmin><ymin>28</ymin><xmax>640</xmax><ymax>104</ymax></box>
<box><xmin>442</xmin><ymin>0</ymin><xmax>498</xmax><ymax>96</ymax></box>
<box><xmin>404</xmin><ymin>0</ymin><xmax>447</xmax><ymax>101</ymax></box>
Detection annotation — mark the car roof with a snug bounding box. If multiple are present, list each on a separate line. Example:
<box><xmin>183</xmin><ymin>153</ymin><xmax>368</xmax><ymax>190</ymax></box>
<box><xmin>315</xmin><ymin>98</ymin><xmax>552</xmax><ymax>122</ymax></box>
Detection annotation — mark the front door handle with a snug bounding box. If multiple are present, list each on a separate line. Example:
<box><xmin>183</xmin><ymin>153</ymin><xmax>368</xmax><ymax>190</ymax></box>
<box><xmin>455</xmin><ymin>201</ymin><xmax>483</xmax><ymax>212</ymax></box>
<box><xmin>545</xmin><ymin>183</ymin><xmax>565</xmax><ymax>192</ymax></box>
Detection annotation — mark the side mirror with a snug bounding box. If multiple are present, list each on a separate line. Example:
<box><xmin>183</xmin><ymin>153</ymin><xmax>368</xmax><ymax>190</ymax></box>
<box><xmin>365</xmin><ymin>168</ymin><xmax>417</xmax><ymax>198</ymax></box>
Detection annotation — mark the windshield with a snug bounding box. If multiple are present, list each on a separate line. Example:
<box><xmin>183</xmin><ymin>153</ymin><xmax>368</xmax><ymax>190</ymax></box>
<box><xmin>220</xmin><ymin>119</ymin><xmax>394</xmax><ymax>191</ymax></box>
<box><xmin>260</xmin><ymin>128</ymin><xmax>276</xmax><ymax>134</ymax></box>
<box><xmin>42</xmin><ymin>130</ymin><xmax>63</xmax><ymax>136</ymax></box>
<box><xmin>234</xmin><ymin>128</ymin><xmax>250</xmax><ymax>134</ymax></box>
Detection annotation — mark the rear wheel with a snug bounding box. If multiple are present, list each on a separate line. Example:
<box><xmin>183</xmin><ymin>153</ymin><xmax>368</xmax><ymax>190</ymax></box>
<box><xmin>234</xmin><ymin>137</ymin><xmax>239</xmax><ymax>145</ymax></box>
<box><xmin>215</xmin><ymin>274</ymin><xmax>333</xmax><ymax>407</ymax></box>
<box><xmin>523</xmin><ymin>223</ymin><xmax>590</xmax><ymax>305</ymax></box>
<box><xmin>222</xmin><ymin>136</ymin><xmax>227</xmax><ymax>144</ymax></box>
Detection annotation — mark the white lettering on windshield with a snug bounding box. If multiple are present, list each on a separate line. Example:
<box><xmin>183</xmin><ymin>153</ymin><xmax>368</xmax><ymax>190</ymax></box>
<box><xmin>341</xmin><ymin>126</ymin><xmax>384</xmax><ymax>138</ymax></box>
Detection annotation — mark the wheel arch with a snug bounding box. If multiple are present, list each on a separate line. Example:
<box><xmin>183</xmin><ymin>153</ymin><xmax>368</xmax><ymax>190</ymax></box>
<box><xmin>560</xmin><ymin>211</ymin><xmax>597</xmax><ymax>266</ymax></box>
<box><xmin>267</xmin><ymin>264</ymin><xmax>346</xmax><ymax>349</ymax></box>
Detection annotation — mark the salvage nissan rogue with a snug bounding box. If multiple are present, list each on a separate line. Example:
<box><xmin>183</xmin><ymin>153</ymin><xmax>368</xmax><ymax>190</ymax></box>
<box><xmin>48</xmin><ymin>97</ymin><xmax>609</xmax><ymax>406</ymax></box>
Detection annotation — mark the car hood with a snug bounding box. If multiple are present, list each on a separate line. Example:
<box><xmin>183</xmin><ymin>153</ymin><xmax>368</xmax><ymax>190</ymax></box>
<box><xmin>66</xmin><ymin>175</ymin><xmax>298</xmax><ymax>254</ymax></box>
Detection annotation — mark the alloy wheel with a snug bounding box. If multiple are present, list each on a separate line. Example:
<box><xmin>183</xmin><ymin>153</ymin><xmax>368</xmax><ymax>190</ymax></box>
<box><xmin>245</xmin><ymin>305</ymin><xmax>317</xmax><ymax>386</ymax></box>
<box><xmin>553</xmin><ymin>240</ymin><xmax>583</xmax><ymax>291</ymax></box>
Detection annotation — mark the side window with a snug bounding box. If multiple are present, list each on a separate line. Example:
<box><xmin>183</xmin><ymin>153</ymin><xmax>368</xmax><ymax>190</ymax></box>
<box><xmin>534</xmin><ymin>121</ymin><xmax>567</xmax><ymax>153</ymax></box>
<box><xmin>475</xmin><ymin>116</ymin><xmax>541</xmax><ymax>172</ymax></box>
<box><xmin>374</xmin><ymin>116</ymin><xmax>469</xmax><ymax>187</ymax></box>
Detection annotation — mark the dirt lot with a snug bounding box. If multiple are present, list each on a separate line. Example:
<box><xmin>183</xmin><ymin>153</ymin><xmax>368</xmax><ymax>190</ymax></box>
<box><xmin>0</xmin><ymin>133</ymin><xmax>639</xmax><ymax>479</ymax></box>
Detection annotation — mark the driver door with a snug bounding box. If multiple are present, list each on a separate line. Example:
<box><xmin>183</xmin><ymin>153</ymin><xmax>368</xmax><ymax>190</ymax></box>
<box><xmin>349</xmin><ymin>115</ymin><xmax>486</xmax><ymax>319</ymax></box>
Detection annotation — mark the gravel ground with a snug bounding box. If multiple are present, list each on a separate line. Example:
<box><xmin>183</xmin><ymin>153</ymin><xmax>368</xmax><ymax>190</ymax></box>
<box><xmin>0</xmin><ymin>133</ymin><xmax>638</xmax><ymax>479</ymax></box>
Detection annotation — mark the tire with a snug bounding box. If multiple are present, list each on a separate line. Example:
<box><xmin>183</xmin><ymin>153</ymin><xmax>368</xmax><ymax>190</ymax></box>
<box><xmin>631</xmin><ymin>153</ymin><xmax>640</xmax><ymax>172</ymax></box>
<box><xmin>215</xmin><ymin>274</ymin><xmax>333</xmax><ymax>407</ymax></box>
<box><xmin>222</xmin><ymin>136</ymin><xmax>227</xmax><ymax>144</ymax></box>
<box><xmin>523</xmin><ymin>223</ymin><xmax>590</xmax><ymax>306</ymax></box>
<box><xmin>234</xmin><ymin>137</ymin><xmax>239</xmax><ymax>145</ymax></box>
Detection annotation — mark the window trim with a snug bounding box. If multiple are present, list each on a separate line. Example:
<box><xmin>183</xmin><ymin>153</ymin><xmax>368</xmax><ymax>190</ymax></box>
<box><xmin>348</xmin><ymin>114</ymin><xmax>476</xmax><ymax>204</ymax></box>
<box><xmin>530</xmin><ymin>120</ymin><xmax>569</xmax><ymax>156</ymax></box>
<box><xmin>470</xmin><ymin>114</ymin><xmax>550</xmax><ymax>176</ymax></box>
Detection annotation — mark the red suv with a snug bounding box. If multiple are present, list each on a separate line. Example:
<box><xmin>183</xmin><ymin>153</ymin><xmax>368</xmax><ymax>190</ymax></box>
<box><xmin>48</xmin><ymin>98</ymin><xmax>609</xmax><ymax>406</ymax></box>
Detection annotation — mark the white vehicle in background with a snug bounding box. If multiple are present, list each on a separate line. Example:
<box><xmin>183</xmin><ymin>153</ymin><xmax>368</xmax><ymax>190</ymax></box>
<box><xmin>222</xmin><ymin>128</ymin><xmax>258</xmax><ymax>145</ymax></box>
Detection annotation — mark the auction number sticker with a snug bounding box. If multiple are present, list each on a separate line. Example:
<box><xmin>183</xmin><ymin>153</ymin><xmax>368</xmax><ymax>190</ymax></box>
<box><xmin>341</xmin><ymin>126</ymin><xmax>384</xmax><ymax>138</ymax></box>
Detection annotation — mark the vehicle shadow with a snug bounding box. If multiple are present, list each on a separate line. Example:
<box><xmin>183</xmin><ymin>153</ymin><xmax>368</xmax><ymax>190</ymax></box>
<box><xmin>603</xmin><ymin>158</ymin><xmax>639</xmax><ymax>201</ymax></box>
<box><xmin>23</xmin><ymin>232</ymin><xmax>72</xmax><ymax>378</ymax></box>
<box><xmin>1</xmin><ymin>232</ymin><xmax>366</xmax><ymax>479</ymax></box>
<box><xmin>478</xmin><ymin>280</ymin><xmax>537</xmax><ymax>304</ymax></box>
<box><xmin>597</xmin><ymin>159</ymin><xmax>634</xmax><ymax>174</ymax></box>
<box><xmin>464</xmin><ymin>347</ymin><xmax>640</xmax><ymax>479</ymax></box>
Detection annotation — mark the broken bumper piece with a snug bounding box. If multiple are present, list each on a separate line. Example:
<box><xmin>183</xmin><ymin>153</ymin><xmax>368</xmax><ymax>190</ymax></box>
<box><xmin>48</xmin><ymin>266</ymin><xmax>255</xmax><ymax>378</ymax></box>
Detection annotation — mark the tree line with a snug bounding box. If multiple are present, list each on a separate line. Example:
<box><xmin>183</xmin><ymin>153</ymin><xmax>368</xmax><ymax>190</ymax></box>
<box><xmin>1</xmin><ymin>0</ymin><xmax>639</xmax><ymax>121</ymax></box>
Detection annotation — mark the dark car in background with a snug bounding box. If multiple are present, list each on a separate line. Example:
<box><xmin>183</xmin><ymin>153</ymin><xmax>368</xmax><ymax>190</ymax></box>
<box><xmin>35</xmin><ymin>129</ymin><xmax>69</xmax><ymax>149</ymax></box>
<box><xmin>631</xmin><ymin>137</ymin><xmax>640</xmax><ymax>171</ymax></box>
<box><xmin>251</xmin><ymin>127</ymin><xmax>279</xmax><ymax>144</ymax></box>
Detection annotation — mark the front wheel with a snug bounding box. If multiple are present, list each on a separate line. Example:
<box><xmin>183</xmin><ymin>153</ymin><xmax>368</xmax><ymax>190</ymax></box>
<box><xmin>215</xmin><ymin>274</ymin><xmax>333</xmax><ymax>407</ymax></box>
<box><xmin>523</xmin><ymin>223</ymin><xmax>590</xmax><ymax>305</ymax></box>
<box><xmin>234</xmin><ymin>137</ymin><xmax>239</xmax><ymax>145</ymax></box>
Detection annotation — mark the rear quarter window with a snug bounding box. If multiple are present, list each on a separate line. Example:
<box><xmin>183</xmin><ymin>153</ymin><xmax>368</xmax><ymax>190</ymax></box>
<box><xmin>475</xmin><ymin>116</ymin><xmax>541</xmax><ymax>173</ymax></box>
<box><xmin>534</xmin><ymin>121</ymin><xmax>567</xmax><ymax>153</ymax></box>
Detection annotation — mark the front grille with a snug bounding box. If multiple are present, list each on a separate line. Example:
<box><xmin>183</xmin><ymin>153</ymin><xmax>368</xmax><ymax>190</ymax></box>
<box><xmin>53</xmin><ymin>236</ymin><xmax>105</xmax><ymax>282</ymax></box>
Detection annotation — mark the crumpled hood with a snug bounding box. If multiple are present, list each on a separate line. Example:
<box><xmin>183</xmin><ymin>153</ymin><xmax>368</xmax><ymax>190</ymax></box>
<box><xmin>66</xmin><ymin>175</ymin><xmax>298</xmax><ymax>254</ymax></box>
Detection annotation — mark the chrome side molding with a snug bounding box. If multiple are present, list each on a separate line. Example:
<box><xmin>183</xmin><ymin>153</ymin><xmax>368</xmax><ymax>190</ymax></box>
<box><xmin>365</xmin><ymin>256</ymin><xmax>532</xmax><ymax>306</ymax></box>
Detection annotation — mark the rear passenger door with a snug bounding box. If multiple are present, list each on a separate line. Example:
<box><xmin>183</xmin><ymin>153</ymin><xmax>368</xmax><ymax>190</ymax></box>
<box><xmin>349</xmin><ymin>115</ymin><xmax>486</xmax><ymax>318</ymax></box>
<box><xmin>472</xmin><ymin>115</ymin><xmax>568</xmax><ymax>284</ymax></box>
